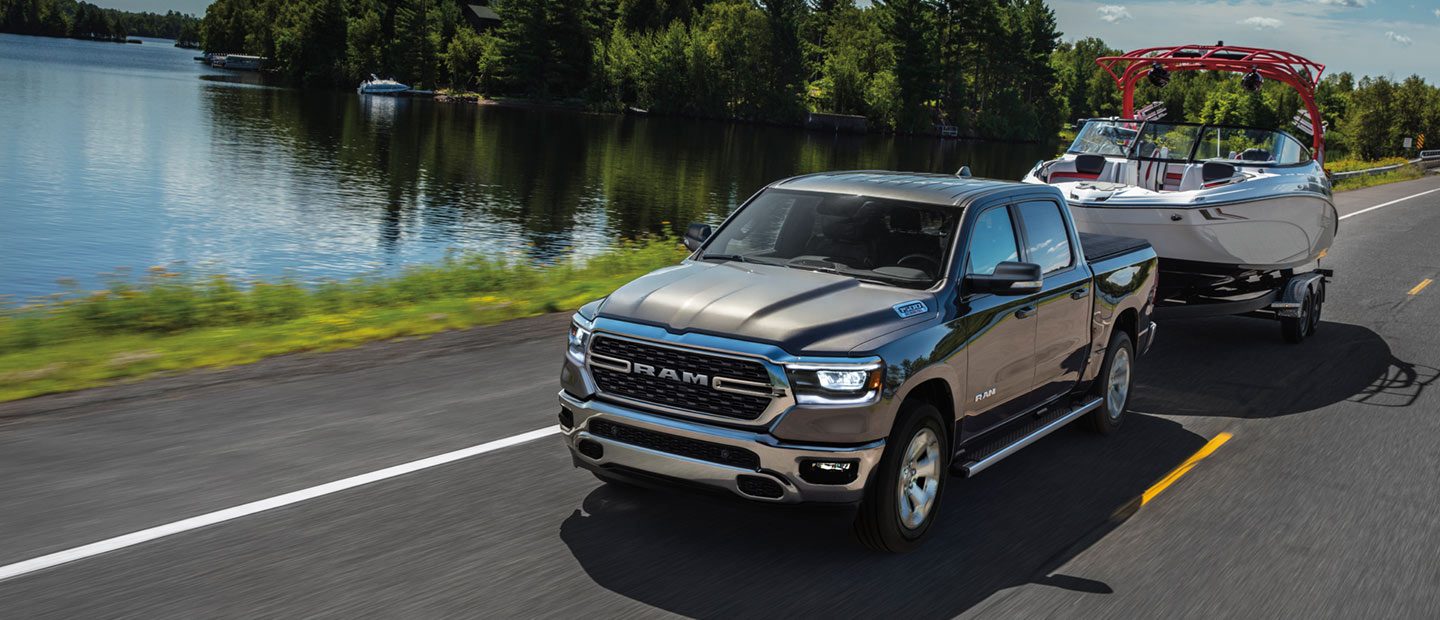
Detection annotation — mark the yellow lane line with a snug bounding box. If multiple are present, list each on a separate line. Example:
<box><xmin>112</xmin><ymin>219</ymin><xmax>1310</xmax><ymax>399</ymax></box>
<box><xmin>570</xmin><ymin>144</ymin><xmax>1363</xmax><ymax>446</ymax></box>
<box><xmin>1140</xmin><ymin>432</ymin><xmax>1233</xmax><ymax>506</ymax></box>
<box><xmin>1408</xmin><ymin>278</ymin><xmax>1433</xmax><ymax>296</ymax></box>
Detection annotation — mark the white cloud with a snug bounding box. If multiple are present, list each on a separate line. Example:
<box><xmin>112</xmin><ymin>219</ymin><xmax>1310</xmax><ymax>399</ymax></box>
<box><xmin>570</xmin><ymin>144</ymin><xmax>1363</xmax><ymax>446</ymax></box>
<box><xmin>1434</xmin><ymin>8</ymin><xmax>1440</xmax><ymax>18</ymax></box>
<box><xmin>1309</xmin><ymin>0</ymin><xmax>1370</xmax><ymax>6</ymax></box>
<box><xmin>1240</xmin><ymin>16</ymin><xmax>1284</xmax><ymax>30</ymax></box>
<box><xmin>1097</xmin><ymin>5</ymin><xmax>1132</xmax><ymax>23</ymax></box>
<box><xmin>1386</xmin><ymin>31</ymin><xmax>1414</xmax><ymax>46</ymax></box>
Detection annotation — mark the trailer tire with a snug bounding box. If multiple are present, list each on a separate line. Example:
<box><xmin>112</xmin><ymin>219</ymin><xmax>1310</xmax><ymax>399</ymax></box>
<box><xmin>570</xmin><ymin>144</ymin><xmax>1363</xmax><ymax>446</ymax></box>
<box><xmin>1084</xmin><ymin>329</ymin><xmax>1134</xmax><ymax>434</ymax></box>
<box><xmin>1281</xmin><ymin>282</ymin><xmax>1320</xmax><ymax>343</ymax></box>
<box><xmin>854</xmin><ymin>402</ymin><xmax>948</xmax><ymax>553</ymax></box>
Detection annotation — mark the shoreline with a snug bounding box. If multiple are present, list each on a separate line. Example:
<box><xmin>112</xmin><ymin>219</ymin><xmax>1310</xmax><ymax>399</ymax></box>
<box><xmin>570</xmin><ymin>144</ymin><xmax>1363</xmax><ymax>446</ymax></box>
<box><xmin>429</xmin><ymin>90</ymin><xmax>1057</xmax><ymax>144</ymax></box>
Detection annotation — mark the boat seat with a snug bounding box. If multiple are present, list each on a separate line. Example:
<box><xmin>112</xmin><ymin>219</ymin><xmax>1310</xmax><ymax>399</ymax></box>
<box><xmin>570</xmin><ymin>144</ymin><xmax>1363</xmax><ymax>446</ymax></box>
<box><xmin>1201</xmin><ymin>162</ymin><xmax>1240</xmax><ymax>188</ymax></box>
<box><xmin>1048</xmin><ymin>154</ymin><xmax>1107</xmax><ymax>183</ymax></box>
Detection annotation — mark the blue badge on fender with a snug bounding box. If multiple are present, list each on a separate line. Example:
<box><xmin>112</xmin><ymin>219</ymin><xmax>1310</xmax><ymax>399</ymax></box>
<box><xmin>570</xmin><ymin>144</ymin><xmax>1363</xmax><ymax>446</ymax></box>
<box><xmin>893</xmin><ymin>300</ymin><xmax>929</xmax><ymax>318</ymax></box>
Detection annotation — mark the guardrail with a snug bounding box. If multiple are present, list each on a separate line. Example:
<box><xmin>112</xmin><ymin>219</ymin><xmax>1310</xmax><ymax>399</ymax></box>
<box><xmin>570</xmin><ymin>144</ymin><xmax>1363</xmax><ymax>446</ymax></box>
<box><xmin>1331</xmin><ymin>154</ymin><xmax>1440</xmax><ymax>181</ymax></box>
<box><xmin>1331</xmin><ymin>162</ymin><xmax>1410</xmax><ymax>181</ymax></box>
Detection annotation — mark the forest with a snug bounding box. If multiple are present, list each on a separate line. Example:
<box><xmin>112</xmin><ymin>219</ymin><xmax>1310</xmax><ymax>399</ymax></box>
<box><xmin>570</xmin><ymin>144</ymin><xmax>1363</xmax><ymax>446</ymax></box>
<box><xmin>7</xmin><ymin>0</ymin><xmax>1435</xmax><ymax>154</ymax></box>
<box><xmin>191</xmin><ymin>0</ymin><xmax>1439</xmax><ymax>152</ymax></box>
<box><xmin>1</xmin><ymin>0</ymin><xmax>199</xmax><ymax>42</ymax></box>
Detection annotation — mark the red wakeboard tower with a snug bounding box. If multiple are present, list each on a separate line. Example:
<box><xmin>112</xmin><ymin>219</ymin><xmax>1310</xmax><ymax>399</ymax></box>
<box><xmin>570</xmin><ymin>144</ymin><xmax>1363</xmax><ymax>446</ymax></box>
<box><xmin>1096</xmin><ymin>44</ymin><xmax>1327</xmax><ymax>162</ymax></box>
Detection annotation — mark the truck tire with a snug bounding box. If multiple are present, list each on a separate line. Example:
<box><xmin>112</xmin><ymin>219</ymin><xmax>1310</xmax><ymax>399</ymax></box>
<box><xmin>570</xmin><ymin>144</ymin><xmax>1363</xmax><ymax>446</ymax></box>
<box><xmin>854</xmin><ymin>402</ymin><xmax>948</xmax><ymax>553</ymax></box>
<box><xmin>1084</xmin><ymin>329</ymin><xmax>1134</xmax><ymax>434</ymax></box>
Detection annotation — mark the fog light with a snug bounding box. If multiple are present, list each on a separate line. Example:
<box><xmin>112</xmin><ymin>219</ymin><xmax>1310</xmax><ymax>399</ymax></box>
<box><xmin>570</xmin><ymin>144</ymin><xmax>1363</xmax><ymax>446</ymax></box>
<box><xmin>799</xmin><ymin>459</ymin><xmax>859</xmax><ymax>485</ymax></box>
<box><xmin>577</xmin><ymin>438</ymin><xmax>603</xmax><ymax>459</ymax></box>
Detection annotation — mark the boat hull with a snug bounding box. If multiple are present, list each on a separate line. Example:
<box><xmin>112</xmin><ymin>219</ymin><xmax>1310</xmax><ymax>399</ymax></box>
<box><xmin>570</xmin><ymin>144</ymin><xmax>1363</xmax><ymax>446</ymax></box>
<box><xmin>1066</xmin><ymin>192</ymin><xmax>1337</xmax><ymax>272</ymax></box>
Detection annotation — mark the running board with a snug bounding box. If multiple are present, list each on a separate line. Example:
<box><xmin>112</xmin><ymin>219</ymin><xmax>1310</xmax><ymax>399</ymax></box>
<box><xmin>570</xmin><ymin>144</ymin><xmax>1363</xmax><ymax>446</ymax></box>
<box><xmin>958</xmin><ymin>397</ymin><xmax>1104</xmax><ymax>477</ymax></box>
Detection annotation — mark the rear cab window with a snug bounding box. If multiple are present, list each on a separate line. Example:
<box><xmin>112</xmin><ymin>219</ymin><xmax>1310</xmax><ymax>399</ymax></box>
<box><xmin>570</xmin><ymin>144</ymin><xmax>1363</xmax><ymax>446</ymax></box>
<box><xmin>1015</xmin><ymin>201</ymin><xmax>1074</xmax><ymax>274</ymax></box>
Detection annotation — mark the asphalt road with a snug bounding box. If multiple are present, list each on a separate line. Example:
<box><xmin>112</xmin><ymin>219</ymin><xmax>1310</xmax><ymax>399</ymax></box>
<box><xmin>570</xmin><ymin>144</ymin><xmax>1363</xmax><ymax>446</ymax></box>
<box><xmin>2</xmin><ymin>175</ymin><xmax>1439</xmax><ymax>618</ymax></box>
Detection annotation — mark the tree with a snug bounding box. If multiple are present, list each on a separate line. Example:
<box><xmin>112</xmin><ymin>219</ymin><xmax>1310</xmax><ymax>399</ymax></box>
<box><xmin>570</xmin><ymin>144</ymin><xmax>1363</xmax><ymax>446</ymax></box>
<box><xmin>881</xmin><ymin>0</ymin><xmax>936</xmax><ymax>131</ymax></box>
<box><xmin>272</xmin><ymin>0</ymin><xmax>346</xmax><ymax>85</ymax></box>
<box><xmin>443</xmin><ymin>27</ymin><xmax>501</xmax><ymax>91</ymax></box>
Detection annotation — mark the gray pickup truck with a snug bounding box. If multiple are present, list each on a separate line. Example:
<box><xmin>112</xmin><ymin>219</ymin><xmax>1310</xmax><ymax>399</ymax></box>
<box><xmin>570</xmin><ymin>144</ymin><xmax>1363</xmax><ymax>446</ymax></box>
<box><xmin>558</xmin><ymin>171</ymin><xmax>1158</xmax><ymax>551</ymax></box>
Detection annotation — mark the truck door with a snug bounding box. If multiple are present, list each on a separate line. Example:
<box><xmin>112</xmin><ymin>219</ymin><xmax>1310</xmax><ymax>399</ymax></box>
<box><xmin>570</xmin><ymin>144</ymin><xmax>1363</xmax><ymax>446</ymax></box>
<box><xmin>959</xmin><ymin>204</ymin><xmax>1040</xmax><ymax>436</ymax></box>
<box><xmin>1015</xmin><ymin>200</ymin><xmax>1091</xmax><ymax>404</ymax></box>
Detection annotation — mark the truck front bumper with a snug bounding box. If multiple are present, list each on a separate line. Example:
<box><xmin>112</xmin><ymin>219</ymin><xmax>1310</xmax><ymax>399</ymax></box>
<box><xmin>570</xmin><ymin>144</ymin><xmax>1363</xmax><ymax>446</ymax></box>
<box><xmin>559</xmin><ymin>391</ymin><xmax>885</xmax><ymax>504</ymax></box>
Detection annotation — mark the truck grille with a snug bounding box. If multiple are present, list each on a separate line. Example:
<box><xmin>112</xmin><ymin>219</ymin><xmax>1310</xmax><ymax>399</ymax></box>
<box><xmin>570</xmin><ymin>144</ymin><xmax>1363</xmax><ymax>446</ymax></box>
<box><xmin>589</xmin><ymin>335</ymin><xmax>773</xmax><ymax>420</ymax></box>
<box><xmin>589</xmin><ymin>419</ymin><xmax>760</xmax><ymax>470</ymax></box>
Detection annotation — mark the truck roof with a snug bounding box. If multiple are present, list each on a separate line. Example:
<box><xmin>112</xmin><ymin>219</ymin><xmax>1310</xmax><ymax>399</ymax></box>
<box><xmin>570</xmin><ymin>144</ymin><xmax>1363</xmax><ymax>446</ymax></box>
<box><xmin>769</xmin><ymin>171</ymin><xmax>1044</xmax><ymax>207</ymax></box>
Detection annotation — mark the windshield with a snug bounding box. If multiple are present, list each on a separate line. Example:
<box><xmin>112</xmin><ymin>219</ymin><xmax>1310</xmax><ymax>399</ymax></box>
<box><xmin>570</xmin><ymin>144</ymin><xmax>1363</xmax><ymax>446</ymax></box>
<box><xmin>1194</xmin><ymin>126</ymin><xmax>1312</xmax><ymax>164</ymax></box>
<box><xmin>1128</xmin><ymin>122</ymin><xmax>1203</xmax><ymax>161</ymax></box>
<box><xmin>1070</xmin><ymin>119</ymin><xmax>1312</xmax><ymax>165</ymax></box>
<box><xmin>1068</xmin><ymin>120</ymin><xmax>1139</xmax><ymax>156</ymax></box>
<box><xmin>701</xmin><ymin>189</ymin><xmax>960</xmax><ymax>289</ymax></box>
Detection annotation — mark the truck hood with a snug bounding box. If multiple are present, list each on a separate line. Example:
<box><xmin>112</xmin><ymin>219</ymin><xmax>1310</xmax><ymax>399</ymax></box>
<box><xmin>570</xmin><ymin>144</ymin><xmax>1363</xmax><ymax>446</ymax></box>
<box><xmin>596</xmin><ymin>260</ymin><xmax>937</xmax><ymax>355</ymax></box>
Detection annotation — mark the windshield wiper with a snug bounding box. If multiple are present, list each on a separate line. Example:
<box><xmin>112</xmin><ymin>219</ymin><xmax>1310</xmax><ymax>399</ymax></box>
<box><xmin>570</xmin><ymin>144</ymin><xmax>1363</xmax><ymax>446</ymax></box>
<box><xmin>700</xmin><ymin>253</ymin><xmax>750</xmax><ymax>263</ymax></box>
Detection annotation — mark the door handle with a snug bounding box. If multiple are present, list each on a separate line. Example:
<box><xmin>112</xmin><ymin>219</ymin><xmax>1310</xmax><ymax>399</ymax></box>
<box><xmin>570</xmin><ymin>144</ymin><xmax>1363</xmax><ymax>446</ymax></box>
<box><xmin>1014</xmin><ymin>305</ymin><xmax>1037</xmax><ymax>319</ymax></box>
<box><xmin>1070</xmin><ymin>287</ymin><xmax>1090</xmax><ymax>300</ymax></box>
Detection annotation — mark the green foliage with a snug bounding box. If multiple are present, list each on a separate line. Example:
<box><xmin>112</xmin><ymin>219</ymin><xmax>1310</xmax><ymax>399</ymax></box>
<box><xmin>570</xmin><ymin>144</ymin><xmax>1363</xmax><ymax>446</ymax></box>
<box><xmin>2</xmin><ymin>0</ymin><xmax>199</xmax><ymax>41</ymax></box>
<box><xmin>443</xmin><ymin>26</ymin><xmax>501</xmax><ymax>91</ymax></box>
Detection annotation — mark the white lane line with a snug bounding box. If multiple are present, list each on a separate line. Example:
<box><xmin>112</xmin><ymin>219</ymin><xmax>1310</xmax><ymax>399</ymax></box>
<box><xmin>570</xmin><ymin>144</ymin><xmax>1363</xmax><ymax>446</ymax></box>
<box><xmin>0</xmin><ymin>426</ymin><xmax>560</xmax><ymax>583</ymax></box>
<box><xmin>1340</xmin><ymin>186</ymin><xmax>1440</xmax><ymax>221</ymax></box>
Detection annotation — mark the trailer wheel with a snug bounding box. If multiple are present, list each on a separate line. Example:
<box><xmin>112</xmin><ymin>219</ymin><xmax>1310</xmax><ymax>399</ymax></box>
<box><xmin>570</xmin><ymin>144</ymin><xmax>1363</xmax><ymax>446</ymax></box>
<box><xmin>1281</xmin><ymin>283</ymin><xmax>1319</xmax><ymax>343</ymax></box>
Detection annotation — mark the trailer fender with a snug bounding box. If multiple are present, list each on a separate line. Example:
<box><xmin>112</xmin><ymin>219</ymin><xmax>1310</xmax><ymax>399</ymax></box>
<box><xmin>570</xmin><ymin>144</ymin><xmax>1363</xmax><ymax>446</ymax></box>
<box><xmin>1272</xmin><ymin>272</ymin><xmax>1326</xmax><ymax>318</ymax></box>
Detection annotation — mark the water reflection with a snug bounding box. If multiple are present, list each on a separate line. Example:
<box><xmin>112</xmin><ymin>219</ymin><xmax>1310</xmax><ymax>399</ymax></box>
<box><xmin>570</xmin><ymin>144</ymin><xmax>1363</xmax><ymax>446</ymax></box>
<box><xmin>0</xmin><ymin>34</ymin><xmax>1054</xmax><ymax>300</ymax></box>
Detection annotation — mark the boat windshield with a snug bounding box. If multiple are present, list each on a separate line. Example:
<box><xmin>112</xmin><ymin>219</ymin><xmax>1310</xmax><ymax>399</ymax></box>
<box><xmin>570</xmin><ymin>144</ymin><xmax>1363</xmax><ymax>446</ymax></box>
<box><xmin>1067</xmin><ymin>120</ymin><xmax>1138</xmax><ymax>156</ymax></box>
<box><xmin>1193</xmin><ymin>126</ymin><xmax>1312</xmax><ymax>164</ymax></box>
<box><xmin>1069</xmin><ymin>119</ymin><xmax>1312</xmax><ymax>165</ymax></box>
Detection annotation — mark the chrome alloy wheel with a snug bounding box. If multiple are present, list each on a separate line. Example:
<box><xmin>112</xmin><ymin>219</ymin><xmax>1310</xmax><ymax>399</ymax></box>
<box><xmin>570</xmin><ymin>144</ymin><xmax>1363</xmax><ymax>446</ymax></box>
<box><xmin>1107</xmin><ymin>345</ymin><xmax>1132</xmax><ymax>419</ymax></box>
<box><xmin>896</xmin><ymin>427</ymin><xmax>941</xmax><ymax>530</ymax></box>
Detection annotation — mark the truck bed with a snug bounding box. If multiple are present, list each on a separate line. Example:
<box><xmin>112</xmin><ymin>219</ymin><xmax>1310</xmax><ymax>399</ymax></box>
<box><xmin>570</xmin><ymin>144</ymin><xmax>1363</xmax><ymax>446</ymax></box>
<box><xmin>1080</xmin><ymin>232</ymin><xmax>1151</xmax><ymax>263</ymax></box>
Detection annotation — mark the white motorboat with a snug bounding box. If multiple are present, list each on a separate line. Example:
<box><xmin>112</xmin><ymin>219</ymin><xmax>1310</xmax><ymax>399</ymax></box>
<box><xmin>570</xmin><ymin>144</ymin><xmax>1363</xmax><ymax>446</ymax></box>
<box><xmin>1022</xmin><ymin>44</ymin><xmax>1339</xmax><ymax>304</ymax></box>
<box><xmin>1023</xmin><ymin>118</ymin><xmax>1337</xmax><ymax>277</ymax></box>
<box><xmin>357</xmin><ymin>75</ymin><xmax>410</xmax><ymax>95</ymax></box>
<box><xmin>1019</xmin><ymin>44</ymin><xmax>1342</xmax><ymax>341</ymax></box>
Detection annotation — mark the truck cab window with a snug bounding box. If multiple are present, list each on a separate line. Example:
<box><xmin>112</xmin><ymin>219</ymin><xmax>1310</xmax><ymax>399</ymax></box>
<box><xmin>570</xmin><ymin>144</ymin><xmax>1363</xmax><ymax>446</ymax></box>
<box><xmin>1016</xmin><ymin>201</ymin><xmax>1073</xmax><ymax>274</ymax></box>
<box><xmin>967</xmin><ymin>207</ymin><xmax>1020</xmax><ymax>276</ymax></box>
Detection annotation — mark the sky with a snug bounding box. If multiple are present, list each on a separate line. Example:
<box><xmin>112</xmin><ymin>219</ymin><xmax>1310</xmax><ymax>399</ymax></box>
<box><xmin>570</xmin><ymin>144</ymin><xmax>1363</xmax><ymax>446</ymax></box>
<box><xmin>1050</xmin><ymin>0</ymin><xmax>1440</xmax><ymax>80</ymax></box>
<box><xmin>106</xmin><ymin>0</ymin><xmax>1439</xmax><ymax>80</ymax></box>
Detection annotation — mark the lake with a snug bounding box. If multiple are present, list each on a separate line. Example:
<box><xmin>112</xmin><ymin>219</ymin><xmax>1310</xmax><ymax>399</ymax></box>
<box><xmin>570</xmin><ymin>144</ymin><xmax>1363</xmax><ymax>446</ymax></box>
<box><xmin>0</xmin><ymin>33</ymin><xmax>1056</xmax><ymax>302</ymax></box>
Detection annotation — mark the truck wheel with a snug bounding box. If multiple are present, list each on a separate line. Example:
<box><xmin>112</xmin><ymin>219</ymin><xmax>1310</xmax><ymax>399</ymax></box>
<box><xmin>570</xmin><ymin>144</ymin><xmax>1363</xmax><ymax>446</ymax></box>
<box><xmin>1084</xmin><ymin>330</ymin><xmax>1134</xmax><ymax>434</ymax></box>
<box><xmin>854</xmin><ymin>402</ymin><xmax>948</xmax><ymax>553</ymax></box>
<box><xmin>1281</xmin><ymin>284</ymin><xmax>1318</xmax><ymax>343</ymax></box>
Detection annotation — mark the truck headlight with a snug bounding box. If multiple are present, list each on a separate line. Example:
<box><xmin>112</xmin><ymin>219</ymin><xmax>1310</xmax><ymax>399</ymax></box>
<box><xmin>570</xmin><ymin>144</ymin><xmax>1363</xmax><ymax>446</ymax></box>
<box><xmin>786</xmin><ymin>362</ymin><xmax>884</xmax><ymax>406</ymax></box>
<box><xmin>567</xmin><ymin>321</ymin><xmax>591</xmax><ymax>364</ymax></box>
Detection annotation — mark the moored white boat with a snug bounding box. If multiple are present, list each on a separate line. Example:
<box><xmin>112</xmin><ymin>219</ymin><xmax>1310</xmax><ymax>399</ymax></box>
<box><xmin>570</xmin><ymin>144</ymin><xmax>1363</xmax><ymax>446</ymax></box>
<box><xmin>357</xmin><ymin>75</ymin><xmax>410</xmax><ymax>95</ymax></box>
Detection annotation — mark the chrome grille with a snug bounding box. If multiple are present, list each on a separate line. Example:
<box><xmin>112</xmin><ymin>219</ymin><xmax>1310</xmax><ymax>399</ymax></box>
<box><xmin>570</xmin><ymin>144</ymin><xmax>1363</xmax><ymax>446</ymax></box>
<box><xmin>589</xmin><ymin>335</ymin><xmax>773</xmax><ymax>420</ymax></box>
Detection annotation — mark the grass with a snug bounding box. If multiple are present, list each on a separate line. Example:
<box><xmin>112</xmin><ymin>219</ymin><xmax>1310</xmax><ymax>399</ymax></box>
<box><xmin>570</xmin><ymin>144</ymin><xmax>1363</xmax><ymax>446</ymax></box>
<box><xmin>1325</xmin><ymin>157</ymin><xmax>1410</xmax><ymax>174</ymax></box>
<box><xmin>1333</xmin><ymin>163</ymin><xmax>1426</xmax><ymax>192</ymax></box>
<box><xmin>0</xmin><ymin>237</ymin><xmax>689</xmax><ymax>403</ymax></box>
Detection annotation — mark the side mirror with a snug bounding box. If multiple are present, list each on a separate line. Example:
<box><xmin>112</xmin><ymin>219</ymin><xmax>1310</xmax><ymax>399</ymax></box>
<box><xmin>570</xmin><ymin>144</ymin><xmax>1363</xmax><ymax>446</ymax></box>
<box><xmin>965</xmin><ymin>261</ymin><xmax>1043</xmax><ymax>295</ymax></box>
<box><xmin>683</xmin><ymin>222</ymin><xmax>712</xmax><ymax>252</ymax></box>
